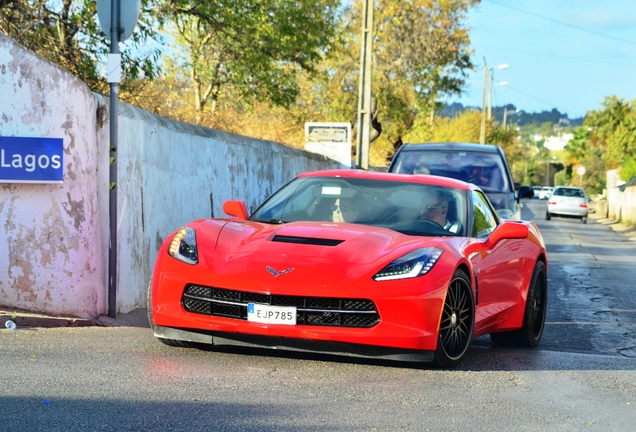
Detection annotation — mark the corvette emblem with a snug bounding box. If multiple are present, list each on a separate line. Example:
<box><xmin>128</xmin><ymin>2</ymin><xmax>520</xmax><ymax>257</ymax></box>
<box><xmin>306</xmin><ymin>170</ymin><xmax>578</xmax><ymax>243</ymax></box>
<box><xmin>266</xmin><ymin>266</ymin><xmax>294</xmax><ymax>277</ymax></box>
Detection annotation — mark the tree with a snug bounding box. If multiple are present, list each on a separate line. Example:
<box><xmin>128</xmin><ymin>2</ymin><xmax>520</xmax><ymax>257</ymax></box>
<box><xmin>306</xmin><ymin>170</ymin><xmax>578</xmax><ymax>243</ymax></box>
<box><xmin>563</xmin><ymin>126</ymin><xmax>605</xmax><ymax>194</ymax></box>
<box><xmin>156</xmin><ymin>0</ymin><xmax>340</xmax><ymax>117</ymax></box>
<box><xmin>300</xmin><ymin>0</ymin><xmax>476</xmax><ymax>165</ymax></box>
<box><xmin>405</xmin><ymin>109</ymin><xmax>481</xmax><ymax>143</ymax></box>
<box><xmin>0</xmin><ymin>0</ymin><xmax>162</xmax><ymax>95</ymax></box>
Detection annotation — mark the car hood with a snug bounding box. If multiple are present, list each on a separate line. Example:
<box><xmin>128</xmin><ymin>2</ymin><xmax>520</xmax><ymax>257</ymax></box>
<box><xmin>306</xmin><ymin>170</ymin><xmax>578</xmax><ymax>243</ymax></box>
<box><xmin>186</xmin><ymin>219</ymin><xmax>466</xmax><ymax>294</ymax></box>
<box><xmin>211</xmin><ymin>220</ymin><xmax>429</xmax><ymax>265</ymax></box>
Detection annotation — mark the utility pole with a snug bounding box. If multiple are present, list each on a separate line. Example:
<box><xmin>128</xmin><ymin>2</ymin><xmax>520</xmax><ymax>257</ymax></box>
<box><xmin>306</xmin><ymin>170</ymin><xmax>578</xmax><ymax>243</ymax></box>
<box><xmin>96</xmin><ymin>0</ymin><xmax>140</xmax><ymax>318</ymax></box>
<box><xmin>108</xmin><ymin>0</ymin><xmax>121</xmax><ymax>319</ymax></box>
<box><xmin>479</xmin><ymin>58</ymin><xmax>487</xmax><ymax>145</ymax></box>
<box><xmin>488</xmin><ymin>69</ymin><xmax>493</xmax><ymax>120</ymax></box>
<box><xmin>355</xmin><ymin>0</ymin><xmax>373</xmax><ymax>169</ymax></box>
<box><xmin>503</xmin><ymin>107</ymin><xmax>508</xmax><ymax>130</ymax></box>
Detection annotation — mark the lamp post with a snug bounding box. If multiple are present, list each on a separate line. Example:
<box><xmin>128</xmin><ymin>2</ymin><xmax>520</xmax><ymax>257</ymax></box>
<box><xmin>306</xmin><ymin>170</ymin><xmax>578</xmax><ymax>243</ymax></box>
<box><xmin>480</xmin><ymin>62</ymin><xmax>508</xmax><ymax>144</ymax></box>
<box><xmin>479</xmin><ymin>59</ymin><xmax>488</xmax><ymax>145</ymax></box>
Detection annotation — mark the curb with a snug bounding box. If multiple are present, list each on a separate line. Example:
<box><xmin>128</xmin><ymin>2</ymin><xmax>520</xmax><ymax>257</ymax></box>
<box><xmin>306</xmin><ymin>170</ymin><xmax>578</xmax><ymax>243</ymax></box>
<box><xmin>1</xmin><ymin>314</ymin><xmax>99</xmax><ymax>329</ymax></box>
<box><xmin>588</xmin><ymin>213</ymin><xmax>636</xmax><ymax>241</ymax></box>
<box><xmin>1</xmin><ymin>308</ymin><xmax>149</xmax><ymax>330</ymax></box>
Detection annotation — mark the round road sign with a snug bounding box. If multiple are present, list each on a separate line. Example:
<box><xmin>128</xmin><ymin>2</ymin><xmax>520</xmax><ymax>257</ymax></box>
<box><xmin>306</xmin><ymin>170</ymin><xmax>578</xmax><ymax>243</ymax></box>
<box><xmin>576</xmin><ymin>166</ymin><xmax>586</xmax><ymax>176</ymax></box>
<box><xmin>97</xmin><ymin>0</ymin><xmax>141</xmax><ymax>42</ymax></box>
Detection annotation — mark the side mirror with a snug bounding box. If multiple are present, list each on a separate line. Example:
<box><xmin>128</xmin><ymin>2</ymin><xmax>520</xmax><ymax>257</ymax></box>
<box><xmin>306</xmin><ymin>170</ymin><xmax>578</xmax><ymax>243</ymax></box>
<box><xmin>514</xmin><ymin>181</ymin><xmax>521</xmax><ymax>191</ymax></box>
<box><xmin>465</xmin><ymin>221</ymin><xmax>529</xmax><ymax>256</ymax></box>
<box><xmin>222</xmin><ymin>200</ymin><xmax>249</xmax><ymax>220</ymax></box>
<box><xmin>486</xmin><ymin>221</ymin><xmax>528</xmax><ymax>249</ymax></box>
<box><xmin>517</xmin><ymin>186</ymin><xmax>535</xmax><ymax>202</ymax></box>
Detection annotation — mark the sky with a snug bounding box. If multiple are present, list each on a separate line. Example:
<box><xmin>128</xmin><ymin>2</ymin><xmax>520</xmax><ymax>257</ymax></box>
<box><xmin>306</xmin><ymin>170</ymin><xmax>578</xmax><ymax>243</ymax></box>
<box><xmin>449</xmin><ymin>0</ymin><xmax>636</xmax><ymax>119</ymax></box>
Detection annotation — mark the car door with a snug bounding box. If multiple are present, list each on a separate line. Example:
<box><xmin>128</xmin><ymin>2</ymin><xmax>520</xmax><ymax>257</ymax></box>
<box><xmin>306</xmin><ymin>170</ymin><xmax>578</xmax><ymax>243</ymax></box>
<box><xmin>468</xmin><ymin>190</ymin><xmax>527</xmax><ymax>331</ymax></box>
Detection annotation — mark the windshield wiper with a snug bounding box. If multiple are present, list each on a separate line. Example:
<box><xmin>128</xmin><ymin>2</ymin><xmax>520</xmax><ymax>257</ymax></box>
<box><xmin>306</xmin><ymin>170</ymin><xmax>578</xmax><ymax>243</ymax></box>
<box><xmin>250</xmin><ymin>218</ymin><xmax>286</xmax><ymax>224</ymax></box>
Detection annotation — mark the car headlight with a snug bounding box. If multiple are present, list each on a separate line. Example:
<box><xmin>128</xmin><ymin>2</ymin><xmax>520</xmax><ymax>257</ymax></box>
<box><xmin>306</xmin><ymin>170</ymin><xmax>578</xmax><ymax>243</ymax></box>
<box><xmin>168</xmin><ymin>226</ymin><xmax>198</xmax><ymax>265</ymax></box>
<box><xmin>373</xmin><ymin>247</ymin><xmax>443</xmax><ymax>281</ymax></box>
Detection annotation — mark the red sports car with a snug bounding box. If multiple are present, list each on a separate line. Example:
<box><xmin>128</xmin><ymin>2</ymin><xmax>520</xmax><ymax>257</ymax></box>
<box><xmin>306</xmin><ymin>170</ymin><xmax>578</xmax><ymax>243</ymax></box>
<box><xmin>148</xmin><ymin>170</ymin><xmax>547</xmax><ymax>368</ymax></box>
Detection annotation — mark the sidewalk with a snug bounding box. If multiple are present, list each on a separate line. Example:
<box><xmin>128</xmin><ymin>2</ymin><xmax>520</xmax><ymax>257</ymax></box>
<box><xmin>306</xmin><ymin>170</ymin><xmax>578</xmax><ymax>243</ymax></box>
<box><xmin>588</xmin><ymin>211</ymin><xmax>636</xmax><ymax>242</ymax></box>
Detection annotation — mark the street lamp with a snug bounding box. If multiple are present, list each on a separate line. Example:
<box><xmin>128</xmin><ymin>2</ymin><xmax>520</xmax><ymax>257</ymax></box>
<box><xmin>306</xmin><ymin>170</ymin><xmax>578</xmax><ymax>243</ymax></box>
<box><xmin>480</xmin><ymin>61</ymin><xmax>508</xmax><ymax>144</ymax></box>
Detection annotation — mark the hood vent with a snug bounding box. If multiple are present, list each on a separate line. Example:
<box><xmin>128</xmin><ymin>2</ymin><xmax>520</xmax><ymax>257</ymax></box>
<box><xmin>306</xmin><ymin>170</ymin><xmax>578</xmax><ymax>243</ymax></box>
<box><xmin>272</xmin><ymin>235</ymin><xmax>344</xmax><ymax>247</ymax></box>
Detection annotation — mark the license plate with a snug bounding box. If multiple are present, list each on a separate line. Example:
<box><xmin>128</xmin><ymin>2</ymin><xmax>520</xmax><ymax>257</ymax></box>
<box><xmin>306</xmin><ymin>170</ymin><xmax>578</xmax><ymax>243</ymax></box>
<box><xmin>247</xmin><ymin>303</ymin><xmax>297</xmax><ymax>325</ymax></box>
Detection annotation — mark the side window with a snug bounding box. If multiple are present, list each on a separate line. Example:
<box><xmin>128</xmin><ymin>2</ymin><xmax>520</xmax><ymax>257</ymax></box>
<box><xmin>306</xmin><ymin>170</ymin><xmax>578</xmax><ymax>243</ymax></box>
<box><xmin>471</xmin><ymin>191</ymin><xmax>498</xmax><ymax>238</ymax></box>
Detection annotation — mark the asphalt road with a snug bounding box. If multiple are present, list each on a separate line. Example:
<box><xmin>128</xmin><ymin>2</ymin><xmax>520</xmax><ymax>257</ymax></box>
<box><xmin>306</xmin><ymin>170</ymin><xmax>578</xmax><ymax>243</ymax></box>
<box><xmin>1</xmin><ymin>198</ymin><xmax>635</xmax><ymax>431</ymax></box>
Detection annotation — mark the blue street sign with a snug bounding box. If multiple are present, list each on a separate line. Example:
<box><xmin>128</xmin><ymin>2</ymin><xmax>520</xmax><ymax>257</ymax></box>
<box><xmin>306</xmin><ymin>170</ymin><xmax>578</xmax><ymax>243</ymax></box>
<box><xmin>0</xmin><ymin>136</ymin><xmax>64</xmax><ymax>183</ymax></box>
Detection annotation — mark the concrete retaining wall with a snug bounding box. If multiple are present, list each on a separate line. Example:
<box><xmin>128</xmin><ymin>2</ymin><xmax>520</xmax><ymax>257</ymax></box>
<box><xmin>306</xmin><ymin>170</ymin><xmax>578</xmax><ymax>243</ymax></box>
<box><xmin>0</xmin><ymin>33</ymin><xmax>341</xmax><ymax>318</ymax></box>
<box><xmin>606</xmin><ymin>169</ymin><xmax>636</xmax><ymax>226</ymax></box>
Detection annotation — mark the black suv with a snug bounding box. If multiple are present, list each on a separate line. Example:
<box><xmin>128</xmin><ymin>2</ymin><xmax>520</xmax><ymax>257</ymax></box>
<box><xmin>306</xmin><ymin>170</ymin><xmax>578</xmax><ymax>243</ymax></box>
<box><xmin>387</xmin><ymin>142</ymin><xmax>534</xmax><ymax>220</ymax></box>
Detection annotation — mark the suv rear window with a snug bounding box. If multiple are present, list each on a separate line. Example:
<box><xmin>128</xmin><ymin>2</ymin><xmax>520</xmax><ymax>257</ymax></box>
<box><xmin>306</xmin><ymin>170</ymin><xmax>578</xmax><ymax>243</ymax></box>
<box><xmin>389</xmin><ymin>149</ymin><xmax>510</xmax><ymax>193</ymax></box>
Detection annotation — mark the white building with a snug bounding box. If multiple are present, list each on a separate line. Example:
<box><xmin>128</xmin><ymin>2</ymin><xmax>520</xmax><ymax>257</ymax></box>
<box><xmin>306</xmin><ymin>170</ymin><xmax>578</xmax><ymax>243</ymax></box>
<box><xmin>544</xmin><ymin>133</ymin><xmax>574</xmax><ymax>151</ymax></box>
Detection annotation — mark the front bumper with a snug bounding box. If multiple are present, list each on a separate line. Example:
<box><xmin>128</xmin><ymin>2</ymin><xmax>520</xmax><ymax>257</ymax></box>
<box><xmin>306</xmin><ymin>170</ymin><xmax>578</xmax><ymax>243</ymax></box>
<box><xmin>153</xmin><ymin>324</ymin><xmax>435</xmax><ymax>363</ymax></box>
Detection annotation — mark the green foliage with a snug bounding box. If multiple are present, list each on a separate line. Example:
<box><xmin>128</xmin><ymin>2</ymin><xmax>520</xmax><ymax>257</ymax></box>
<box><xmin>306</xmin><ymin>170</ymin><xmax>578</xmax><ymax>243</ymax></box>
<box><xmin>158</xmin><ymin>0</ymin><xmax>340</xmax><ymax>114</ymax></box>
<box><xmin>585</xmin><ymin>96</ymin><xmax>636</xmax><ymax>166</ymax></box>
<box><xmin>0</xmin><ymin>0</ymin><xmax>163</xmax><ymax>95</ymax></box>
<box><xmin>562</xmin><ymin>126</ymin><xmax>606</xmax><ymax>194</ymax></box>
<box><xmin>559</xmin><ymin>96</ymin><xmax>636</xmax><ymax>194</ymax></box>
<box><xmin>426</xmin><ymin>109</ymin><xmax>482</xmax><ymax>143</ymax></box>
<box><xmin>306</xmin><ymin>0</ymin><xmax>476</xmax><ymax>163</ymax></box>
<box><xmin>621</xmin><ymin>158</ymin><xmax>636</xmax><ymax>181</ymax></box>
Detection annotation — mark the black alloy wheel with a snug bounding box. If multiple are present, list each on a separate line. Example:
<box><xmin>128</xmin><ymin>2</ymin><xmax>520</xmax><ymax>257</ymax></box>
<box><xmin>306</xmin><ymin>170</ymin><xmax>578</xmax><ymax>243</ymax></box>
<box><xmin>434</xmin><ymin>270</ymin><xmax>474</xmax><ymax>368</ymax></box>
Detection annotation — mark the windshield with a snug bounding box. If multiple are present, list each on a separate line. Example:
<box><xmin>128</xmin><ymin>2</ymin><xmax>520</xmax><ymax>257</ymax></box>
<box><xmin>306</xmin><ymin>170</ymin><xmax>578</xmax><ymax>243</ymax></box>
<box><xmin>392</xmin><ymin>149</ymin><xmax>511</xmax><ymax>193</ymax></box>
<box><xmin>554</xmin><ymin>188</ymin><xmax>584</xmax><ymax>198</ymax></box>
<box><xmin>250</xmin><ymin>176</ymin><xmax>467</xmax><ymax>237</ymax></box>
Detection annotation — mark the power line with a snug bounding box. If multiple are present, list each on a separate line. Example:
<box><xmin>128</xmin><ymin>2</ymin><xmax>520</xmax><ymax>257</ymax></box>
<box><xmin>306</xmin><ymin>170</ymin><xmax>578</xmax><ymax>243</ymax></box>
<box><xmin>475</xmin><ymin>45</ymin><xmax>636</xmax><ymax>69</ymax></box>
<box><xmin>504</xmin><ymin>85</ymin><xmax>560</xmax><ymax>111</ymax></box>
<box><xmin>485</xmin><ymin>0</ymin><xmax>636</xmax><ymax>47</ymax></box>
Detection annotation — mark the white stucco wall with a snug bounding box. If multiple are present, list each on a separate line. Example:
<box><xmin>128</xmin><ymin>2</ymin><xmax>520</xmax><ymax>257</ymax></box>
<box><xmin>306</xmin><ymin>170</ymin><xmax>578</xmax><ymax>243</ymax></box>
<box><xmin>1</xmin><ymin>33</ymin><xmax>342</xmax><ymax>317</ymax></box>
<box><xmin>0</xmin><ymin>33</ymin><xmax>106</xmax><ymax>318</ymax></box>
<box><xmin>606</xmin><ymin>169</ymin><xmax>636</xmax><ymax>226</ymax></box>
<box><xmin>109</xmin><ymin>100</ymin><xmax>341</xmax><ymax>312</ymax></box>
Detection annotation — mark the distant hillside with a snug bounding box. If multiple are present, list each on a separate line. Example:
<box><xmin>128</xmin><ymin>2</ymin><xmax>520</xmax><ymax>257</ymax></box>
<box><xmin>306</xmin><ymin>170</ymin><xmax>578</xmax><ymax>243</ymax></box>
<box><xmin>440</xmin><ymin>103</ymin><xmax>584</xmax><ymax>127</ymax></box>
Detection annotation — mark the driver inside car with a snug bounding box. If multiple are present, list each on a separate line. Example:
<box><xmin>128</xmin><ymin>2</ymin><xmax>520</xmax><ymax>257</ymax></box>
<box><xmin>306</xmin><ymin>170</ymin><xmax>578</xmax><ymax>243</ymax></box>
<box><xmin>332</xmin><ymin>197</ymin><xmax>361</xmax><ymax>223</ymax></box>
<box><xmin>420</xmin><ymin>189</ymin><xmax>461</xmax><ymax>234</ymax></box>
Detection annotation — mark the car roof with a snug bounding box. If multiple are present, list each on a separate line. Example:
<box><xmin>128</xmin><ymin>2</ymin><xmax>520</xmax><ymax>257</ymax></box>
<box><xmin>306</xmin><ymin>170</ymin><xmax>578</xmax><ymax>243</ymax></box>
<box><xmin>394</xmin><ymin>142</ymin><xmax>502</xmax><ymax>154</ymax></box>
<box><xmin>298</xmin><ymin>169</ymin><xmax>474</xmax><ymax>191</ymax></box>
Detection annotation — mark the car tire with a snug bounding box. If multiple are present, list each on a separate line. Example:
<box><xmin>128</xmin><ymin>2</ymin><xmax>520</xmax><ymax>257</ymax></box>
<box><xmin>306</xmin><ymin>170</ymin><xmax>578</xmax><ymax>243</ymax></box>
<box><xmin>490</xmin><ymin>261</ymin><xmax>547</xmax><ymax>348</ymax></box>
<box><xmin>147</xmin><ymin>279</ymin><xmax>195</xmax><ymax>348</ymax></box>
<box><xmin>581</xmin><ymin>216</ymin><xmax>587</xmax><ymax>224</ymax></box>
<box><xmin>545</xmin><ymin>211</ymin><xmax>551</xmax><ymax>221</ymax></box>
<box><xmin>434</xmin><ymin>269</ymin><xmax>474</xmax><ymax>369</ymax></box>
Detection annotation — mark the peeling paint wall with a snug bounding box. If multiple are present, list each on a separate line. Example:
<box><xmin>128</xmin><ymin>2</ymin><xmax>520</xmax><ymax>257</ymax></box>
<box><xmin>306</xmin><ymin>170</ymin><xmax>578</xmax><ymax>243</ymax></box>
<box><xmin>108</xmin><ymin>100</ymin><xmax>341</xmax><ymax>313</ymax></box>
<box><xmin>0</xmin><ymin>33</ymin><xmax>105</xmax><ymax>318</ymax></box>
<box><xmin>1</xmin><ymin>34</ymin><xmax>342</xmax><ymax>317</ymax></box>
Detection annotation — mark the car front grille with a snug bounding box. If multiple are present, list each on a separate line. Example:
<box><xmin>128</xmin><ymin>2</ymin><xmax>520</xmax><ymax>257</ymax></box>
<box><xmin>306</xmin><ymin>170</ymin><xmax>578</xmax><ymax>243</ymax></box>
<box><xmin>182</xmin><ymin>284</ymin><xmax>380</xmax><ymax>328</ymax></box>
